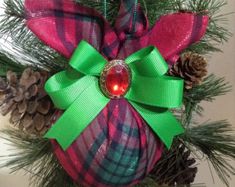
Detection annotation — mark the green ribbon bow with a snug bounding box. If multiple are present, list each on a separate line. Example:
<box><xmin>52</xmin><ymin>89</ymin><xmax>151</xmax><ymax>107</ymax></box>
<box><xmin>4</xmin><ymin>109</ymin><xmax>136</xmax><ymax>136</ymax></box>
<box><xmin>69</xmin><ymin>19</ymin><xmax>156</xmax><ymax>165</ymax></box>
<box><xmin>44</xmin><ymin>40</ymin><xmax>184</xmax><ymax>150</ymax></box>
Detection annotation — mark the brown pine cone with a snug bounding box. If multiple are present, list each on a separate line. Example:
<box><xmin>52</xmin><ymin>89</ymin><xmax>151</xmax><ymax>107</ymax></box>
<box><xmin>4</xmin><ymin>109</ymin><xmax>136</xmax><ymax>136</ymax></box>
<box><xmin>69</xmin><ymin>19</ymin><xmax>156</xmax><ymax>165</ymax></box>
<box><xmin>0</xmin><ymin>68</ymin><xmax>55</xmax><ymax>135</ymax></box>
<box><xmin>169</xmin><ymin>52</ymin><xmax>208</xmax><ymax>89</ymax></box>
<box><xmin>150</xmin><ymin>143</ymin><xmax>198</xmax><ymax>186</ymax></box>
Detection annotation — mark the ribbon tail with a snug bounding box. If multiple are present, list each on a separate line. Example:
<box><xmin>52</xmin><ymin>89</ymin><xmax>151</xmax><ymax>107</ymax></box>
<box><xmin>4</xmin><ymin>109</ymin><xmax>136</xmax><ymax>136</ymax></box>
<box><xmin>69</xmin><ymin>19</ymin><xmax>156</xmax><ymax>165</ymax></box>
<box><xmin>129</xmin><ymin>101</ymin><xmax>184</xmax><ymax>149</ymax></box>
<box><xmin>44</xmin><ymin>79</ymin><xmax>110</xmax><ymax>150</ymax></box>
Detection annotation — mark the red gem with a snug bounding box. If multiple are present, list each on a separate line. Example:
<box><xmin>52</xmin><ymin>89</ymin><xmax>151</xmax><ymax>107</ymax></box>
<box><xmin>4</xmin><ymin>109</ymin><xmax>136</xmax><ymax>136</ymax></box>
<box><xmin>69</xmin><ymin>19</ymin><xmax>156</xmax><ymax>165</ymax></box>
<box><xmin>101</xmin><ymin>60</ymin><xmax>131</xmax><ymax>98</ymax></box>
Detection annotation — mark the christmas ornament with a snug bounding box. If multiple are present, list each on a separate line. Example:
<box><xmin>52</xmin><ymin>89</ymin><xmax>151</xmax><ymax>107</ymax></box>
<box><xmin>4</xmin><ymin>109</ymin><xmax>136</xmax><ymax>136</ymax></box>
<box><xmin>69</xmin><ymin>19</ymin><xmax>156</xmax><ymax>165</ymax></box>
<box><xmin>44</xmin><ymin>41</ymin><xmax>184</xmax><ymax>186</ymax></box>
<box><xmin>45</xmin><ymin>41</ymin><xmax>184</xmax><ymax>150</ymax></box>
<box><xmin>169</xmin><ymin>52</ymin><xmax>208</xmax><ymax>89</ymax></box>
<box><xmin>1</xmin><ymin>0</ymin><xmax>234</xmax><ymax>187</ymax></box>
<box><xmin>23</xmin><ymin>0</ymin><xmax>209</xmax><ymax>186</ymax></box>
<box><xmin>0</xmin><ymin>68</ymin><xmax>54</xmax><ymax>135</ymax></box>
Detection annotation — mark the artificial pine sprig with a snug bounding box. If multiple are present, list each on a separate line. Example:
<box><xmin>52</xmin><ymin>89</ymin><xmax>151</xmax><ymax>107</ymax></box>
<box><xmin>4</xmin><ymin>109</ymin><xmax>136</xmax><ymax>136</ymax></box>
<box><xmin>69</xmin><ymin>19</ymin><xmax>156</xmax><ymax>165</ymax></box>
<box><xmin>0</xmin><ymin>0</ymin><xmax>67</xmax><ymax>71</ymax></box>
<box><xmin>183</xmin><ymin>74</ymin><xmax>231</xmax><ymax>126</ymax></box>
<box><xmin>182</xmin><ymin>121</ymin><xmax>235</xmax><ymax>186</ymax></box>
<box><xmin>0</xmin><ymin>128</ymin><xmax>78</xmax><ymax>187</ymax></box>
<box><xmin>0</xmin><ymin>39</ymin><xmax>66</xmax><ymax>72</ymax></box>
<box><xmin>0</xmin><ymin>51</ymin><xmax>25</xmax><ymax>76</ymax></box>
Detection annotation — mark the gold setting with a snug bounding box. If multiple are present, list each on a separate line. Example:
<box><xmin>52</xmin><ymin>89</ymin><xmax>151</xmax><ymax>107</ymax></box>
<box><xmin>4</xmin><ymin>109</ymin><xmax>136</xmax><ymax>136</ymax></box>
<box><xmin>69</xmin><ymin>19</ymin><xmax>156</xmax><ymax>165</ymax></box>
<box><xmin>100</xmin><ymin>60</ymin><xmax>132</xmax><ymax>99</ymax></box>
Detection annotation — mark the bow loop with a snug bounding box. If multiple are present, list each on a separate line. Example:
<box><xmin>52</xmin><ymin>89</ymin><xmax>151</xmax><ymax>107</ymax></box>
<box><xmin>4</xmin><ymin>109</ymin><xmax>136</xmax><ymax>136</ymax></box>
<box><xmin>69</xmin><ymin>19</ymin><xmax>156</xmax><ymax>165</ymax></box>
<box><xmin>125</xmin><ymin>75</ymin><xmax>183</xmax><ymax>108</ymax></box>
<box><xmin>125</xmin><ymin>46</ymin><xmax>184</xmax><ymax>108</ymax></box>
<box><xmin>69</xmin><ymin>41</ymin><xmax>107</xmax><ymax>76</ymax></box>
<box><xmin>126</xmin><ymin>46</ymin><xmax>168</xmax><ymax>77</ymax></box>
<box><xmin>45</xmin><ymin>76</ymin><xmax>109</xmax><ymax>150</ymax></box>
<box><xmin>45</xmin><ymin>40</ymin><xmax>108</xmax><ymax>110</ymax></box>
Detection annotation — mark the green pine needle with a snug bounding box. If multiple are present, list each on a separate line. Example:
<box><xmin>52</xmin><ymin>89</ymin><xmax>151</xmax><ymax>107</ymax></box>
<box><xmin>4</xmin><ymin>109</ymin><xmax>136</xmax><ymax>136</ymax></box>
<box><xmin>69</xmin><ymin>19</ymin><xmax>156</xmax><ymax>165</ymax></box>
<box><xmin>0</xmin><ymin>128</ymin><xmax>77</xmax><ymax>187</ymax></box>
<box><xmin>0</xmin><ymin>0</ymin><xmax>67</xmax><ymax>71</ymax></box>
<box><xmin>185</xmin><ymin>75</ymin><xmax>231</xmax><ymax>103</ymax></box>
<box><xmin>183</xmin><ymin>74</ymin><xmax>231</xmax><ymax>126</ymax></box>
<box><xmin>182</xmin><ymin>120</ymin><xmax>235</xmax><ymax>187</ymax></box>
<box><xmin>0</xmin><ymin>51</ymin><xmax>25</xmax><ymax>76</ymax></box>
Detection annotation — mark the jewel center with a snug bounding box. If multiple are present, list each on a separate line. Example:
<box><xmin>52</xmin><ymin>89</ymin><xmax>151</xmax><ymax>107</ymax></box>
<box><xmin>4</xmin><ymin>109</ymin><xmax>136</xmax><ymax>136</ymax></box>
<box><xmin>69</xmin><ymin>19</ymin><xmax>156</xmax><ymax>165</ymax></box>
<box><xmin>100</xmin><ymin>60</ymin><xmax>131</xmax><ymax>98</ymax></box>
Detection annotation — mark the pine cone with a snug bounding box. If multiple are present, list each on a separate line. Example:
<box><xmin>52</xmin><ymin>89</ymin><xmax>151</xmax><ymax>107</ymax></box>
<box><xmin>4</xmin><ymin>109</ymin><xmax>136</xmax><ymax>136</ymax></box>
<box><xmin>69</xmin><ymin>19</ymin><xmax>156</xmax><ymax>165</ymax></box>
<box><xmin>150</xmin><ymin>143</ymin><xmax>198</xmax><ymax>186</ymax></box>
<box><xmin>0</xmin><ymin>68</ymin><xmax>55</xmax><ymax>135</ymax></box>
<box><xmin>169</xmin><ymin>52</ymin><xmax>208</xmax><ymax>89</ymax></box>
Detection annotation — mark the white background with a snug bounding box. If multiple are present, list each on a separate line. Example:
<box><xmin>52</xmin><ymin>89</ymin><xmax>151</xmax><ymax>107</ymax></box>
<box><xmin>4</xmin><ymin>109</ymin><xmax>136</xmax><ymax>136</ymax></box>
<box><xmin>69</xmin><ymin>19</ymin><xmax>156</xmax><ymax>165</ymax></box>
<box><xmin>0</xmin><ymin>0</ymin><xmax>235</xmax><ymax>186</ymax></box>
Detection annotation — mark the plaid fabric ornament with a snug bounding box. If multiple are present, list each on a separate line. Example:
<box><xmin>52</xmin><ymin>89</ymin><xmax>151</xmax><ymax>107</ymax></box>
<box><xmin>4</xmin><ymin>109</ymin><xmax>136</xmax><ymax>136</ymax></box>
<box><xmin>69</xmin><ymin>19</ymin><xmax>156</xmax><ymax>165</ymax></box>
<box><xmin>25</xmin><ymin>0</ymin><xmax>209</xmax><ymax>186</ymax></box>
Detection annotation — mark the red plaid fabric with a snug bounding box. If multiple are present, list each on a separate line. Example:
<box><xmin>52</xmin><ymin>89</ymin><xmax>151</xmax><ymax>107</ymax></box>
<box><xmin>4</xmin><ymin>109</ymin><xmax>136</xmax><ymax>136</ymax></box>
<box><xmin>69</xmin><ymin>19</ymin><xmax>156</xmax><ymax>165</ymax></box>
<box><xmin>25</xmin><ymin>0</ymin><xmax>208</xmax><ymax>63</ymax></box>
<box><xmin>51</xmin><ymin>99</ymin><xmax>163</xmax><ymax>187</ymax></box>
<box><xmin>24</xmin><ymin>0</ymin><xmax>209</xmax><ymax>186</ymax></box>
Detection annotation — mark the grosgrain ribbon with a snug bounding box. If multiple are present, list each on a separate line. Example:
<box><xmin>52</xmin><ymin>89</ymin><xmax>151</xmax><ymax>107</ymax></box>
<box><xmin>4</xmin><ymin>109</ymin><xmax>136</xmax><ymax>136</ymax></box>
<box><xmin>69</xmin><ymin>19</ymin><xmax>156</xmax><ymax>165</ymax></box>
<box><xmin>44</xmin><ymin>40</ymin><xmax>184</xmax><ymax>150</ymax></box>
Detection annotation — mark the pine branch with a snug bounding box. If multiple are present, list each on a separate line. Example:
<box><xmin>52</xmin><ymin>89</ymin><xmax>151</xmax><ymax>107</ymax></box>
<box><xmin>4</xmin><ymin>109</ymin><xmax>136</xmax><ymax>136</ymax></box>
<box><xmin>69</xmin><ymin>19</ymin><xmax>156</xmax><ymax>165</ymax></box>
<box><xmin>0</xmin><ymin>50</ymin><xmax>25</xmax><ymax>76</ymax></box>
<box><xmin>182</xmin><ymin>121</ymin><xmax>235</xmax><ymax>187</ymax></box>
<box><xmin>185</xmin><ymin>0</ymin><xmax>232</xmax><ymax>54</ymax></box>
<box><xmin>183</xmin><ymin>74</ymin><xmax>231</xmax><ymax>125</ymax></box>
<box><xmin>0</xmin><ymin>0</ymin><xmax>25</xmax><ymax>40</ymax></box>
<box><xmin>0</xmin><ymin>128</ymin><xmax>77</xmax><ymax>187</ymax></box>
<box><xmin>0</xmin><ymin>0</ymin><xmax>67</xmax><ymax>71</ymax></box>
<box><xmin>0</xmin><ymin>40</ymin><xmax>66</xmax><ymax>72</ymax></box>
<box><xmin>185</xmin><ymin>75</ymin><xmax>230</xmax><ymax>103</ymax></box>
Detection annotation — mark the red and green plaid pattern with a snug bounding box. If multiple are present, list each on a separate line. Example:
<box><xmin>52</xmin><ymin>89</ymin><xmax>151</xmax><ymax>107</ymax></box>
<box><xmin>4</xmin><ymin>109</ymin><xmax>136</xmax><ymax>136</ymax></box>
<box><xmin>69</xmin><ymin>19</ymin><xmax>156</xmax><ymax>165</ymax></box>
<box><xmin>24</xmin><ymin>0</ymin><xmax>209</xmax><ymax>186</ymax></box>
<box><xmin>25</xmin><ymin>0</ymin><xmax>208</xmax><ymax>63</ymax></box>
<box><xmin>51</xmin><ymin>99</ymin><xmax>163</xmax><ymax>186</ymax></box>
